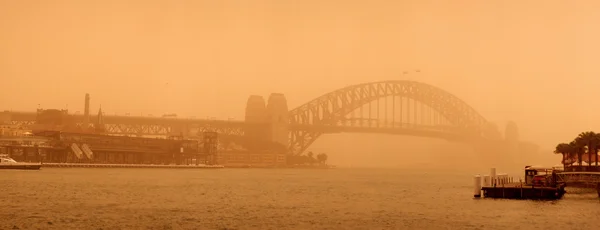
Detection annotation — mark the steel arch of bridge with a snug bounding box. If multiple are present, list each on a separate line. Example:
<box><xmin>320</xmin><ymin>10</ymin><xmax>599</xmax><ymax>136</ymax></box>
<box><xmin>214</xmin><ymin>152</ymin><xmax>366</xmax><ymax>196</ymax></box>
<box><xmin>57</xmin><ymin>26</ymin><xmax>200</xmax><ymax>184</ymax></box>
<box><xmin>288</xmin><ymin>80</ymin><xmax>489</xmax><ymax>155</ymax></box>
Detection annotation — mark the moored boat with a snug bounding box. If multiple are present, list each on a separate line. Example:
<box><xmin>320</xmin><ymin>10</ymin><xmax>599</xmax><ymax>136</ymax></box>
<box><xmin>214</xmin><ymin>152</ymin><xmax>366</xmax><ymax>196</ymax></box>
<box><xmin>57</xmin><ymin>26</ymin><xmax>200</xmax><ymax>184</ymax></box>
<box><xmin>0</xmin><ymin>154</ymin><xmax>42</xmax><ymax>170</ymax></box>
<box><xmin>475</xmin><ymin>166</ymin><xmax>566</xmax><ymax>200</ymax></box>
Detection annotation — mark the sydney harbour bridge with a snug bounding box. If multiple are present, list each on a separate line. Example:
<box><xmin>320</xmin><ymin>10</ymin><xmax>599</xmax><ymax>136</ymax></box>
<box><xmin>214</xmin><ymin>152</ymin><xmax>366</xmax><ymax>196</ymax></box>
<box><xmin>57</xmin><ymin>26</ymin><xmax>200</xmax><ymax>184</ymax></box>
<box><xmin>1</xmin><ymin>80</ymin><xmax>522</xmax><ymax>155</ymax></box>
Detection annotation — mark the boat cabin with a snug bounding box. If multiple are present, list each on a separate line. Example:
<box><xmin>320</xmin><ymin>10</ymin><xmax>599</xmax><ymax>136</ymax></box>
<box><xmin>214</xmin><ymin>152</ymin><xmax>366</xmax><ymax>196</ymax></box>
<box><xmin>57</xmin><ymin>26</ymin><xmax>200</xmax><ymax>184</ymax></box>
<box><xmin>524</xmin><ymin>165</ymin><xmax>559</xmax><ymax>185</ymax></box>
<box><xmin>0</xmin><ymin>155</ymin><xmax>18</xmax><ymax>164</ymax></box>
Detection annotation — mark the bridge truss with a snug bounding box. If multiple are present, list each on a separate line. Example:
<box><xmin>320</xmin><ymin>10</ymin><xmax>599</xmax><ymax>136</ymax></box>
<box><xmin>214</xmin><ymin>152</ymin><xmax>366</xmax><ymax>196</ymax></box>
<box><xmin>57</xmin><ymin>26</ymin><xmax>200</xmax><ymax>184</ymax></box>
<box><xmin>6</xmin><ymin>112</ymin><xmax>250</xmax><ymax>137</ymax></box>
<box><xmin>287</xmin><ymin>80</ymin><xmax>492</xmax><ymax>155</ymax></box>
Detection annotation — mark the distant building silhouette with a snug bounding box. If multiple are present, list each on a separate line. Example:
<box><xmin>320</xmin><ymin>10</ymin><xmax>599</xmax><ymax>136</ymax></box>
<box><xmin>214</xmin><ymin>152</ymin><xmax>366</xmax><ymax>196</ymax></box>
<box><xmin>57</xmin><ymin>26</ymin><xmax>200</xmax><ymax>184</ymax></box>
<box><xmin>95</xmin><ymin>107</ymin><xmax>105</xmax><ymax>133</ymax></box>
<box><xmin>84</xmin><ymin>93</ymin><xmax>90</xmax><ymax>125</ymax></box>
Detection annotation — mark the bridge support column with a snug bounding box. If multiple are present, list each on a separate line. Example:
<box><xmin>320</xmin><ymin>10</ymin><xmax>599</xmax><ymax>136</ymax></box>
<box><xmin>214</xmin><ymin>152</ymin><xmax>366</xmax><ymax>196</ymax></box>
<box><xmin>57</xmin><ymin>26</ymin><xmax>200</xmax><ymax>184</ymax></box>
<box><xmin>266</xmin><ymin>93</ymin><xmax>289</xmax><ymax>149</ymax></box>
<box><xmin>244</xmin><ymin>95</ymin><xmax>269</xmax><ymax>142</ymax></box>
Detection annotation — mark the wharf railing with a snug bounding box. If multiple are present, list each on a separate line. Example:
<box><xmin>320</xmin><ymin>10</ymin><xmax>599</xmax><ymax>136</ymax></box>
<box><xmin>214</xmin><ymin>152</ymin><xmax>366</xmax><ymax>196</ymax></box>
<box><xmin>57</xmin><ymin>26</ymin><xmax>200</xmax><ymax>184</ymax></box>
<box><xmin>556</xmin><ymin>172</ymin><xmax>600</xmax><ymax>187</ymax></box>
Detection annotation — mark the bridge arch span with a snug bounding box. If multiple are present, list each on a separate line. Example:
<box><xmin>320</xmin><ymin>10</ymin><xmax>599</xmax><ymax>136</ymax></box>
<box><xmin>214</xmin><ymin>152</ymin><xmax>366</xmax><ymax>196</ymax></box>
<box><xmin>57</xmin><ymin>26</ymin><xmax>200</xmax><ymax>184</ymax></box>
<box><xmin>288</xmin><ymin>80</ymin><xmax>491</xmax><ymax>155</ymax></box>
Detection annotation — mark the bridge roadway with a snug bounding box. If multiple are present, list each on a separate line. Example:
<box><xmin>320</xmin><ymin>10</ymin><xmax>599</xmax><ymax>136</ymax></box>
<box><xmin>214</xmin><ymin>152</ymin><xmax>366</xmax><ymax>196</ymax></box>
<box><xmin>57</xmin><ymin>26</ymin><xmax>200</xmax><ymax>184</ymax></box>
<box><xmin>5</xmin><ymin>111</ymin><xmax>260</xmax><ymax>136</ymax></box>
<box><xmin>289</xmin><ymin>124</ymin><xmax>480</xmax><ymax>142</ymax></box>
<box><xmin>6</xmin><ymin>111</ymin><xmax>247</xmax><ymax>126</ymax></box>
<box><xmin>6</xmin><ymin>111</ymin><xmax>480</xmax><ymax>139</ymax></box>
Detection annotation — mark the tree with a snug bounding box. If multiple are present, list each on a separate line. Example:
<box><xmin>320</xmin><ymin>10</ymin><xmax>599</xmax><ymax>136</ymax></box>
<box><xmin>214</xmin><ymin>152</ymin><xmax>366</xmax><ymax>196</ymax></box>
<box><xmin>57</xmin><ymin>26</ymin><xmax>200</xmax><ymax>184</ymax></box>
<box><xmin>570</xmin><ymin>140</ymin><xmax>585</xmax><ymax>168</ymax></box>
<box><xmin>575</xmin><ymin>131</ymin><xmax>599</xmax><ymax>168</ymax></box>
<box><xmin>567</xmin><ymin>142</ymin><xmax>578</xmax><ymax>166</ymax></box>
<box><xmin>316</xmin><ymin>153</ymin><xmax>328</xmax><ymax>164</ymax></box>
<box><xmin>554</xmin><ymin>143</ymin><xmax>571</xmax><ymax>167</ymax></box>
<box><xmin>307</xmin><ymin>151</ymin><xmax>317</xmax><ymax>165</ymax></box>
<box><xmin>595</xmin><ymin>133</ymin><xmax>600</xmax><ymax>166</ymax></box>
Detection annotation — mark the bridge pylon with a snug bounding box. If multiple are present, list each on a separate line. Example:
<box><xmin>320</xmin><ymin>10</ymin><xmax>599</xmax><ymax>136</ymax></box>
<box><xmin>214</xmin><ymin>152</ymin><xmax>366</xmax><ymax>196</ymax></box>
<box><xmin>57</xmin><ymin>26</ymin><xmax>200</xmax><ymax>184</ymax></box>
<box><xmin>242</xmin><ymin>94</ymin><xmax>289</xmax><ymax>152</ymax></box>
<box><xmin>266</xmin><ymin>93</ymin><xmax>289</xmax><ymax>149</ymax></box>
<box><xmin>244</xmin><ymin>95</ymin><xmax>269</xmax><ymax>141</ymax></box>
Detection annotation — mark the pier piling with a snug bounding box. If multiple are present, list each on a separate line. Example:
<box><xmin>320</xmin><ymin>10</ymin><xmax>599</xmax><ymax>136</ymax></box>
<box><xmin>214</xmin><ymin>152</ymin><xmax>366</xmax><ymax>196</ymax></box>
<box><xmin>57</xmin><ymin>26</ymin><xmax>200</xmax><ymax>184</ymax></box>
<box><xmin>474</xmin><ymin>174</ymin><xmax>482</xmax><ymax>198</ymax></box>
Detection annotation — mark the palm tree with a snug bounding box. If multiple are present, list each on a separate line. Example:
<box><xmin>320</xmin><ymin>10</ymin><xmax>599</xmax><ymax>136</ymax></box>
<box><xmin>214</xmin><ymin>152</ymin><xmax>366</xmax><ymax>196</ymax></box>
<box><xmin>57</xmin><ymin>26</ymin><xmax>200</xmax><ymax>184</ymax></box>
<box><xmin>570</xmin><ymin>140</ymin><xmax>585</xmax><ymax>169</ymax></box>
<box><xmin>554</xmin><ymin>142</ymin><xmax>571</xmax><ymax>168</ymax></box>
<box><xmin>595</xmin><ymin>133</ymin><xmax>600</xmax><ymax>167</ymax></box>
<box><xmin>576</xmin><ymin>131</ymin><xmax>599</xmax><ymax>169</ymax></box>
<box><xmin>567</xmin><ymin>143</ymin><xmax>578</xmax><ymax>167</ymax></box>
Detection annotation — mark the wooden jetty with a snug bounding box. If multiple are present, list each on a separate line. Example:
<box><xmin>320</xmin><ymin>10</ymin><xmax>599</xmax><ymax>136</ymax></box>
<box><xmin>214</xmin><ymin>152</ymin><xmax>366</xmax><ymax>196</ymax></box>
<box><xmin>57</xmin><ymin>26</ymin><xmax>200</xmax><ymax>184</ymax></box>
<box><xmin>41</xmin><ymin>163</ymin><xmax>224</xmax><ymax>169</ymax></box>
<box><xmin>481</xmin><ymin>183</ymin><xmax>566</xmax><ymax>200</ymax></box>
<box><xmin>474</xmin><ymin>166</ymin><xmax>567</xmax><ymax>200</ymax></box>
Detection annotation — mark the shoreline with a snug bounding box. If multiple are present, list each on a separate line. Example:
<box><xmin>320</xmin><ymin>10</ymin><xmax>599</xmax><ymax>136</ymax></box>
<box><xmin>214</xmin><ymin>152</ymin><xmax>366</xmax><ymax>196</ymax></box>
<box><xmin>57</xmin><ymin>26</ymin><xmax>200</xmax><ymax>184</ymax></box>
<box><xmin>41</xmin><ymin>163</ymin><xmax>224</xmax><ymax>169</ymax></box>
<box><xmin>226</xmin><ymin>165</ymin><xmax>335</xmax><ymax>169</ymax></box>
<box><xmin>36</xmin><ymin>163</ymin><xmax>335</xmax><ymax>169</ymax></box>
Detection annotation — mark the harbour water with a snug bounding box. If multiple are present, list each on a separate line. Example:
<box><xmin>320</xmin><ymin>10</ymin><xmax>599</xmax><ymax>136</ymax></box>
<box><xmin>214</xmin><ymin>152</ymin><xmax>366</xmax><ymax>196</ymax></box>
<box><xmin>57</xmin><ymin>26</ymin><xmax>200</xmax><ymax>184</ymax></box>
<box><xmin>2</xmin><ymin>167</ymin><xmax>599</xmax><ymax>230</ymax></box>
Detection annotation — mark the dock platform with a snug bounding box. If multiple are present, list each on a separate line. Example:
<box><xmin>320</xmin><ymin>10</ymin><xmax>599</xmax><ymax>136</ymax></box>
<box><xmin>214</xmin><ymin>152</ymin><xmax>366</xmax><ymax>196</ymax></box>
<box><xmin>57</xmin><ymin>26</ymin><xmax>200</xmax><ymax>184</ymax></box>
<box><xmin>481</xmin><ymin>183</ymin><xmax>566</xmax><ymax>200</ymax></box>
<box><xmin>41</xmin><ymin>163</ymin><xmax>224</xmax><ymax>169</ymax></box>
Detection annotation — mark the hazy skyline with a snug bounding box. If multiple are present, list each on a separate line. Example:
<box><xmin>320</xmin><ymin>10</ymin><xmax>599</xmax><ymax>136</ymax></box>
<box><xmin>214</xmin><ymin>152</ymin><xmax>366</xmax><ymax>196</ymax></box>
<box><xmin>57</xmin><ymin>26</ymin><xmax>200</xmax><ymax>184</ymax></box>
<box><xmin>2</xmin><ymin>0</ymin><xmax>600</xmax><ymax>158</ymax></box>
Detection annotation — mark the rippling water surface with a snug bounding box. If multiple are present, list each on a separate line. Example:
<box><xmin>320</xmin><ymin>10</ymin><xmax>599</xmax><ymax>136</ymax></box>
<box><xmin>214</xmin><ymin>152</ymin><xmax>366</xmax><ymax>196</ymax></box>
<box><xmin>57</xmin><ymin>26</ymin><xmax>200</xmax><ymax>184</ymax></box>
<box><xmin>1</xmin><ymin>168</ymin><xmax>599</xmax><ymax>229</ymax></box>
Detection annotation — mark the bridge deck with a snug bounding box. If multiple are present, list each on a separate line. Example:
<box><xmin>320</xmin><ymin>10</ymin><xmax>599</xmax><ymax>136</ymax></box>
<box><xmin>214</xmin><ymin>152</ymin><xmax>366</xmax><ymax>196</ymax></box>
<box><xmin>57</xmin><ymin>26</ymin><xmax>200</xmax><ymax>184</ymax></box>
<box><xmin>6</xmin><ymin>111</ymin><xmax>252</xmax><ymax>126</ymax></box>
<box><xmin>290</xmin><ymin>124</ymin><xmax>481</xmax><ymax>142</ymax></box>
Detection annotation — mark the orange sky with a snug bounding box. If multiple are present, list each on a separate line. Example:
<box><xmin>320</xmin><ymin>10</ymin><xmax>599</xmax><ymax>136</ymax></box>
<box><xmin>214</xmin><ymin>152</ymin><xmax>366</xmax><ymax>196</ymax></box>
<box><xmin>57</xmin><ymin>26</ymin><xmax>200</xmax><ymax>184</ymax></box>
<box><xmin>2</xmin><ymin>0</ymin><xmax>600</xmax><ymax>161</ymax></box>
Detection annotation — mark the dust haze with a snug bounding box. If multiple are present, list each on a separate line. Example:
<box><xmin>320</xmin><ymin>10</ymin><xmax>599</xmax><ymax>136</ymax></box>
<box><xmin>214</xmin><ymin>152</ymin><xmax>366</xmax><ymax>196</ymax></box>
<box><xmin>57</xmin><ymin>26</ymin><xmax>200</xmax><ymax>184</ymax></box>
<box><xmin>1</xmin><ymin>0</ymin><xmax>597</xmax><ymax>169</ymax></box>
